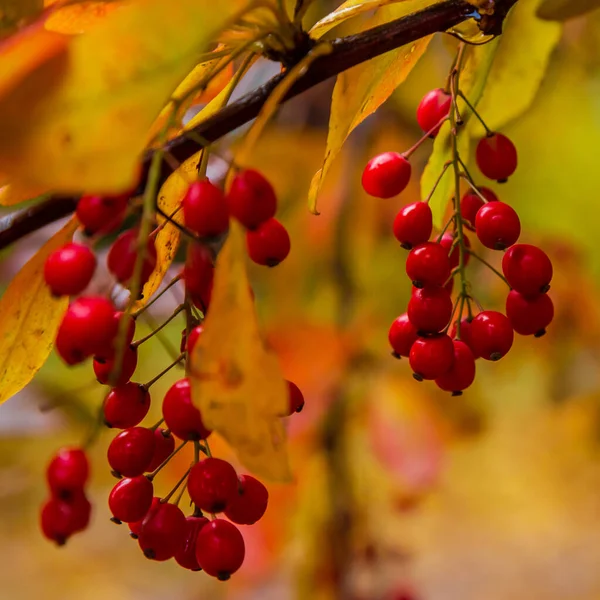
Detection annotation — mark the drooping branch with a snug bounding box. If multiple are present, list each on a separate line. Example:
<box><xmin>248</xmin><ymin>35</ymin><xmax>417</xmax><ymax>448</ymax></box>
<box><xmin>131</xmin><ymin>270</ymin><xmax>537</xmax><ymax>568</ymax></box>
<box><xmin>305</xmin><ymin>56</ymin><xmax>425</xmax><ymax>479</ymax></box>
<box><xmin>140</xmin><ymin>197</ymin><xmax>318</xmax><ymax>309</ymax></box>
<box><xmin>0</xmin><ymin>0</ymin><xmax>517</xmax><ymax>250</ymax></box>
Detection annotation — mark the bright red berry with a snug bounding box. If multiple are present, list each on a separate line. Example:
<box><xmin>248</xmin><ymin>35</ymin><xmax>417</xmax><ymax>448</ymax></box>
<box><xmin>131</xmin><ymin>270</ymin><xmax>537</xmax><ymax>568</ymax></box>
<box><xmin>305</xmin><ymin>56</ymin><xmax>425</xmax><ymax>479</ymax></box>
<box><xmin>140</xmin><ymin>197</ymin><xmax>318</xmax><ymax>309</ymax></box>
<box><xmin>138</xmin><ymin>501</ymin><xmax>187</xmax><ymax>561</ymax></box>
<box><xmin>246</xmin><ymin>218</ymin><xmax>291</xmax><ymax>267</ymax></box>
<box><xmin>285</xmin><ymin>380</ymin><xmax>305</xmax><ymax>415</ymax></box>
<box><xmin>107</xmin><ymin>229</ymin><xmax>157</xmax><ymax>287</ymax></box>
<box><xmin>388</xmin><ymin>313</ymin><xmax>418</xmax><ymax>358</ymax></box>
<box><xmin>475</xmin><ymin>201</ymin><xmax>521</xmax><ymax>250</ymax></box>
<box><xmin>40</xmin><ymin>492</ymin><xmax>91</xmax><ymax>545</ymax></box>
<box><xmin>114</xmin><ymin>312</ymin><xmax>136</xmax><ymax>346</ymax></box>
<box><xmin>227</xmin><ymin>169</ymin><xmax>277</xmax><ymax>230</ymax></box>
<box><xmin>108</xmin><ymin>475</ymin><xmax>153</xmax><ymax>523</ymax></box>
<box><xmin>93</xmin><ymin>344</ymin><xmax>138</xmax><ymax>386</ymax></box>
<box><xmin>175</xmin><ymin>516</ymin><xmax>208</xmax><ymax>570</ymax></box>
<box><xmin>107</xmin><ymin>427</ymin><xmax>156</xmax><ymax>477</ymax></box>
<box><xmin>435</xmin><ymin>340</ymin><xmax>476</xmax><ymax>395</ymax></box>
<box><xmin>392</xmin><ymin>202</ymin><xmax>433</xmax><ymax>249</ymax></box>
<box><xmin>407</xmin><ymin>286</ymin><xmax>453</xmax><ymax>334</ymax></box>
<box><xmin>439</xmin><ymin>231</ymin><xmax>471</xmax><ymax>269</ymax></box>
<box><xmin>104</xmin><ymin>383</ymin><xmax>151</xmax><ymax>429</ymax></box>
<box><xmin>470</xmin><ymin>311</ymin><xmax>514</xmax><ymax>361</ymax></box>
<box><xmin>506</xmin><ymin>290</ymin><xmax>554</xmax><ymax>337</ymax></box>
<box><xmin>185</xmin><ymin>325</ymin><xmax>204</xmax><ymax>354</ymax></box>
<box><xmin>188</xmin><ymin>458</ymin><xmax>239</xmax><ymax>513</ymax></box>
<box><xmin>502</xmin><ymin>244</ymin><xmax>553</xmax><ymax>296</ymax></box>
<box><xmin>44</xmin><ymin>243</ymin><xmax>96</xmax><ymax>296</ymax></box>
<box><xmin>184</xmin><ymin>243</ymin><xmax>214</xmax><ymax>311</ymax></box>
<box><xmin>475</xmin><ymin>133</ymin><xmax>518</xmax><ymax>182</ymax></box>
<box><xmin>183</xmin><ymin>180</ymin><xmax>229</xmax><ymax>237</ymax></box>
<box><xmin>224</xmin><ymin>475</ymin><xmax>269</xmax><ymax>525</ymax></box>
<box><xmin>406</xmin><ymin>242</ymin><xmax>451</xmax><ymax>288</ymax></box>
<box><xmin>128</xmin><ymin>496</ymin><xmax>160</xmax><ymax>539</ymax></box>
<box><xmin>361</xmin><ymin>152</ymin><xmax>411</xmax><ymax>198</ymax></box>
<box><xmin>46</xmin><ymin>447</ymin><xmax>89</xmax><ymax>499</ymax></box>
<box><xmin>146</xmin><ymin>428</ymin><xmax>176</xmax><ymax>472</ymax></box>
<box><xmin>195</xmin><ymin>519</ymin><xmax>245</xmax><ymax>580</ymax></box>
<box><xmin>409</xmin><ymin>334</ymin><xmax>455</xmax><ymax>381</ymax></box>
<box><xmin>162</xmin><ymin>378</ymin><xmax>211</xmax><ymax>441</ymax></box>
<box><xmin>450</xmin><ymin>317</ymin><xmax>480</xmax><ymax>358</ymax></box>
<box><xmin>76</xmin><ymin>193</ymin><xmax>128</xmax><ymax>236</ymax></box>
<box><xmin>416</xmin><ymin>88</ymin><xmax>451</xmax><ymax>136</ymax></box>
<box><xmin>460</xmin><ymin>187</ymin><xmax>497</xmax><ymax>229</ymax></box>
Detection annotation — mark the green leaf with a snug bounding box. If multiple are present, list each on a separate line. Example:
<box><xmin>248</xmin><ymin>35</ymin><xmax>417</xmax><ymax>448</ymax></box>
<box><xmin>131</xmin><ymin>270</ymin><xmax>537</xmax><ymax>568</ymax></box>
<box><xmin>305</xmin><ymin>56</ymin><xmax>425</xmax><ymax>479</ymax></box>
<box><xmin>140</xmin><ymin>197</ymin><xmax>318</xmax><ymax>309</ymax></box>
<box><xmin>536</xmin><ymin>0</ymin><xmax>600</xmax><ymax>20</ymax></box>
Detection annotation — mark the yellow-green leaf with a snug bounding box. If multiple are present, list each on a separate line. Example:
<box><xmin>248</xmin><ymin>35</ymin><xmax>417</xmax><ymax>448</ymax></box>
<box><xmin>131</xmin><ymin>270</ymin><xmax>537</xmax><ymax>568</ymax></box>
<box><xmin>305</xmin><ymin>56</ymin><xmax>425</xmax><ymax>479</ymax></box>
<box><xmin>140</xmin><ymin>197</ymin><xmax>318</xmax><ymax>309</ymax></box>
<box><xmin>0</xmin><ymin>217</ymin><xmax>78</xmax><ymax>404</ymax></box>
<box><xmin>190</xmin><ymin>221</ymin><xmax>291</xmax><ymax>482</ymax></box>
<box><xmin>0</xmin><ymin>0</ymin><xmax>236</xmax><ymax>194</ymax></box>
<box><xmin>536</xmin><ymin>0</ymin><xmax>600</xmax><ymax>20</ymax></box>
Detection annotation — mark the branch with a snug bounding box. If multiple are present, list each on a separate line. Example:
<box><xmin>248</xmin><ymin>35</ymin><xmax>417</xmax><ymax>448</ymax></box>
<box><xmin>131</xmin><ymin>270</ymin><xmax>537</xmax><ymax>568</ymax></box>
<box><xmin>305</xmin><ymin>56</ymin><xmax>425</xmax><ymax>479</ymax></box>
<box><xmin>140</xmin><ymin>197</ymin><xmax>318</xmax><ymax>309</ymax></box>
<box><xmin>0</xmin><ymin>0</ymin><xmax>514</xmax><ymax>250</ymax></box>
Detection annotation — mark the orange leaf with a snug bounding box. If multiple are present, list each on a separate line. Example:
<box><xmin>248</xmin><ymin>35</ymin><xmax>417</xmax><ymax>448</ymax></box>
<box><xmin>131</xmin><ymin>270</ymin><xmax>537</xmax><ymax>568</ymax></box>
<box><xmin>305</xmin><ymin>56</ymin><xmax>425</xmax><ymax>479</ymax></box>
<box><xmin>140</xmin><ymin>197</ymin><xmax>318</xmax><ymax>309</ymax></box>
<box><xmin>44</xmin><ymin>1</ymin><xmax>123</xmax><ymax>35</ymax></box>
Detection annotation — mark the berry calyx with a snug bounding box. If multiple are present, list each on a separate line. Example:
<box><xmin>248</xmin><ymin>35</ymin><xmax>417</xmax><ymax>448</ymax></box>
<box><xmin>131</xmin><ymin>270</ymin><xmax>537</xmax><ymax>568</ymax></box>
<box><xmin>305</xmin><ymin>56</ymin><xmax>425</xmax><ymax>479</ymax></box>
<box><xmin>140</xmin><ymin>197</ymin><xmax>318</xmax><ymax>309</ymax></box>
<box><xmin>470</xmin><ymin>311</ymin><xmax>514</xmax><ymax>361</ymax></box>
<box><xmin>183</xmin><ymin>180</ymin><xmax>229</xmax><ymax>237</ymax></box>
<box><xmin>224</xmin><ymin>475</ymin><xmax>269</xmax><ymax>525</ymax></box>
<box><xmin>460</xmin><ymin>187</ymin><xmax>497</xmax><ymax>229</ymax></box>
<box><xmin>108</xmin><ymin>475</ymin><xmax>153</xmax><ymax>523</ymax></box>
<box><xmin>388</xmin><ymin>313</ymin><xmax>418</xmax><ymax>358</ymax></box>
<box><xmin>146</xmin><ymin>429</ymin><xmax>175</xmax><ymax>472</ymax></box>
<box><xmin>162</xmin><ymin>378</ymin><xmax>211</xmax><ymax>441</ymax></box>
<box><xmin>407</xmin><ymin>286</ymin><xmax>453</xmax><ymax>334</ymax></box>
<box><xmin>195</xmin><ymin>519</ymin><xmax>245</xmax><ymax>580</ymax></box>
<box><xmin>103</xmin><ymin>383</ymin><xmax>151</xmax><ymax>429</ymax></box>
<box><xmin>93</xmin><ymin>344</ymin><xmax>138</xmax><ymax>386</ymax></box>
<box><xmin>107</xmin><ymin>427</ymin><xmax>156</xmax><ymax>477</ymax></box>
<box><xmin>392</xmin><ymin>202</ymin><xmax>433</xmax><ymax>249</ymax></box>
<box><xmin>107</xmin><ymin>229</ymin><xmax>157</xmax><ymax>288</ymax></box>
<box><xmin>246</xmin><ymin>218</ymin><xmax>291</xmax><ymax>267</ymax></box>
<box><xmin>416</xmin><ymin>88</ymin><xmax>451</xmax><ymax>137</ymax></box>
<box><xmin>435</xmin><ymin>340</ymin><xmax>476</xmax><ymax>395</ymax></box>
<box><xmin>475</xmin><ymin>201</ymin><xmax>521</xmax><ymax>250</ymax></box>
<box><xmin>175</xmin><ymin>516</ymin><xmax>208</xmax><ymax>570</ymax></box>
<box><xmin>285</xmin><ymin>380</ymin><xmax>305</xmax><ymax>415</ymax></box>
<box><xmin>227</xmin><ymin>169</ymin><xmax>277</xmax><ymax>230</ymax></box>
<box><xmin>46</xmin><ymin>447</ymin><xmax>89</xmax><ymax>499</ymax></box>
<box><xmin>506</xmin><ymin>290</ymin><xmax>554</xmax><ymax>337</ymax></box>
<box><xmin>475</xmin><ymin>133</ymin><xmax>518</xmax><ymax>182</ymax></box>
<box><xmin>44</xmin><ymin>243</ymin><xmax>97</xmax><ymax>297</ymax></box>
<box><xmin>406</xmin><ymin>242</ymin><xmax>451</xmax><ymax>288</ymax></box>
<box><xmin>76</xmin><ymin>193</ymin><xmax>128</xmax><ymax>236</ymax></box>
<box><xmin>138</xmin><ymin>501</ymin><xmax>187</xmax><ymax>561</ymax></box>
<box><xmin>502</xmin><ymin>244</ymin><xmax>553</xmax><ymax>296</ymax></box>
<box><xmin>188</xmin><ymin>458</ymin><xmax>239</xmax><ymax>513</ymax></box>
<box><xmin>361</xmin><ymin>152</ymin><xmax>411</xmax><ymax>198</ymax></box>
<box><xmin>409</xmin><ymin>334</ymin><xmax>455</xmax><ymax>381</ymax></box>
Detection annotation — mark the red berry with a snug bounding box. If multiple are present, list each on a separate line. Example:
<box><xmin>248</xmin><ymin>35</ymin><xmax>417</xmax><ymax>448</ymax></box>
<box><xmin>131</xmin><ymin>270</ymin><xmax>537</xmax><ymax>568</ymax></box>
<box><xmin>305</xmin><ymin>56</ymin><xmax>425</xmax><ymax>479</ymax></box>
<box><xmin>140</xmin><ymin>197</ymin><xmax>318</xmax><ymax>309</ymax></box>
<box><xmin>195</xmin><ymin>519</ymin><xmax>245</xmax><ymax>580</ymax></box>
<box><xmin>224</xmin><ymin>475</ymin><xmax>269</xmax><ymax>525</ymax></box>
<box><xmin>184</xmin><ymin>243</ymin><xmax>214</xmax><ymax>311</ymax></box>
<box><xmin>162</xmin><ymin>378</ymin><xmax>211</xmax><ymax>441</ymax></box>
<box><xmin>416</xmin><ymin>88</ymin><xmax>451</xmax><ymax>136</ymax></box>
<box><xmin>506</xmin><ymin>290</ymin><xmax>554</xmax><ymax>337</ymax></box>
<box><xmin>108</xmin><ymin>475</ymin><xmax>153</xmax><ymax>523</ymax></box>
<box><xmin>460</xmin><ymin>187</ymin><xmax>497</xmax><ymax>229</ymax></box>
<box><xmin>114</xmin><ymin>312</ymin><xmax>136</xmax><ymax>346</ymax></box>
<box><xmin>40</xmin><ymin>492</ymin><xmax>91</xmax><ymax>545</ymax></box>
<box><xmin>175</xmin><ymin>516</ymin><xmax>208</xmax><ymax>570</ymax></box>
<box><xmin>361</xmin><ymin>152</ymin><xmax>411</xmax><ymax>198</ymax></box>
<box><xmin>227</xmin><ymin>169</ymin><xmax>277</xmax><ymax>230</ymax></box>
<box><xmin>46</xmin><ymin>447</ymin><xmax>89</xmax><ymax>499</ymax></box>
<box><xmin>470</xmin><ymin>310</ymin><xmax>514</xmax><ymax>361</ymax></box>
<box><xmin>44</xmin><ymin>243</ymin><xmax>96</xmax><ymax>296</ymax></box>
<box><xmin>188</xmin><ymin>458</ymin><xmax>239</xmax><ymax>513</ymax></box>
<box><xmin>388</xmin><ymin>313</ymin><xmax>418</xmax><ymax>358</ymax></box>
<box><xmin>502</xmin><ymin>244</ymin><xmax>553</xmax><ymax>296</ymax></box>
<box><xmin>392</xmin><ymin>202</ymin><xmax>433</xmax><ymax>249</ymax></box>
<box><xmin>146</xmin><ymin>428</ymin><xmax>176</xmax><ymax>472</ymax></box>
<box><xmin>107</xmin><ymin>229</ymin><xmax>157</xmax><ymax>287</ymax></box>
<box><xmin>128</xmin><ymin>496</ymin><xmax>160</xmax><ymax>538</ymax></box>
<box><xmin>409</xmin><ymin>334</ymin><xmax>455</xmax><ymax>381</ymax></box>
<box><xmin>93</xmin><ymin>344</ymin><xmax>138</xmax><ymax>386</ymax></box>
<box><xmin>407</xmin><ymin>286</ymin><xmax>453</xmax><ymax>334</ymax></box>
<box><xmin>246</xmin><ymin>218</ymin><xmax>291</xmax><ymax>267</ymax></box>
<box><xmin>406</xmin><ymin>242</ymin><xmax>451</xmax><ymax>288</ymax></box>
<box><xmin>104</xmin><ymin>383</ymin><xmax>151</xmax><ymax>429</ymax></box>
<box><xmin>76</xmin><ymin>193</ymin><xmax>128</xmax><ymax>236</ymax></box>
<box><xmin>475</xmin><ymin>201</ymin><xmax>520</xmax><ymax>250</ymax></box>
<box><xmin>285</xmin><ymin>380</ymin><xmax>305</xmax><ymax>415</ymax></box>
<box><xmin>183</xmin><ymin>180</ymin><xmax>229</xmax><ymax>237</ymax></box>
<box><xmin>435</xmin><ymin>340</ymin><xmax>476</xmax><ymax>395</ymax></box>
<box><xmin>107</xmin><ymin>427</ymin><xmax>156</xmax><ymax>477</ymax></box>
<box><xmin>475</xmin><ymin>133</ymin><xmax>518</xmax><ymax>182</ymax></box>
<box><xmin>449</xmin><ymin>317</ymin><xmax>480</xmax><ymax>358</ymax></box>
<box><xmin>439</xmin><ymin>231</ymin><xmax>471</xmax><ymax>269</ymax></box>
<box><xmin>138</xmin><ymin>501</ymin><xmax>187</xmax><ymax>561</ymax></box>
<box><xmin>186</xmin><ymin>325</ymin><xmax>204</xmax><ymax>354</ymax></box>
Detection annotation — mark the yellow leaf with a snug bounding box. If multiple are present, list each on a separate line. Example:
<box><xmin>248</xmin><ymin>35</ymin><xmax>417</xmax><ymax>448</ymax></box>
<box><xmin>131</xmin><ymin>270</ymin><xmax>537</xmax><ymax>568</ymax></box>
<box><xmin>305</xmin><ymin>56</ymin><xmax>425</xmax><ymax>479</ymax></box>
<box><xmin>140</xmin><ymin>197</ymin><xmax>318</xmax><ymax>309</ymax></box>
<box><xmin>0</xmin><ymin>182</ymin><xmax>49</xmax><ymax>206</ymax></box>
<box><xmin>190</xmin><ymin>221</ymin><xmax>291</xmax><ymax>482</ymax></box>
<box><xmin>44</xmin><ymin>1</ymin><xmax>123</xmax><ymax>35</ymax></box>
<box><xmin>537</xmin><ymin>0</ymin><xmax>600</xmax><ymax>20</ymax></box>
<box><xmin>0</xmin><ymin>217</ymin><xmax>78</xmax><ymax>404</ymax></box>
<box><xmin>0</xmin><ymin>0</ymin><xmax>236</xmax><ymax>194</ymax></box>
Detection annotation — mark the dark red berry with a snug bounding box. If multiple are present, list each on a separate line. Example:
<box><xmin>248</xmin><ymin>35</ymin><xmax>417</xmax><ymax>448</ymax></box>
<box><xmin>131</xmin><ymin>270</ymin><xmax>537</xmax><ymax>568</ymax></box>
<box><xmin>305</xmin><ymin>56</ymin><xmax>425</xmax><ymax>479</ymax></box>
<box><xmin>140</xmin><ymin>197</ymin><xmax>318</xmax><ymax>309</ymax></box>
<box><xmin>406</xmin><ymin>242</ymin><xmax>451</xmax><ymax>288</ymax></box>
<box><xmin>392</xmin><ymin>202</ymin><xmax>433</xmax><ymax>249</ymax></box>
<box><xmin>184</xmin><ymin>243</ymin><xmax>214</xmax><ymax>312</ymax></box>
<box><xmin>470</xmin><ymin>311</ymin><xmax>514</xmax><ymax>361</ymax></box>
<box><xmin>195</xmin><ymin>519</ymin><xmax>245</xmax><ymax>580</ymax></box>
<box><xmin>407</xmin><ymin>286</ymin><xmax>453</xmax><ymax>334</ymax></box>
<box><xmin>502</xmin><ymin>244</ymin><xmax>553</xmax><ymax>296</ymax></box>
<box><xmin>416</xmin><ymin>88</ymin><xmax>451</xmax><ymax>136</ymax></box>
<box><xmin>76</xmin><ymin>193</ymin><xmax>128</xmax><ymax>236</ymax></box>
<box><xmin>104</xmin><ymin>382</ymin><xmax>151</xmax><ymax>429</ymax></box>
<box><xmin>224</xmin><ymin>475</ymin><xmax>269</xmax><ymax>525</ymax></box>
<box><xmin>93</xmin><ymin>312</ymin><xmax>137</xmax><ymax>363</ymax></box>
<box><xmin>175</xmin><ymin>516</ymin><xmax>208</xmax><ymax>570</ymax></box>
<box><xmin>409</xmin><ymin>334</ymin><xmax>455</xmax><ymax>381</ymax></box>
<box><xmin>361</xmin><ymin>152</ymin><xmax>411</xmax><ymax>198</ymax></box>
<box><xmin>162</xmin><ymin>378</ymin><xmax>211</xmax><ymax>441</ymax></box>
<box><xmin>40</xmin><ymin>492</ymin><xmax>91</xmax><ymax>545</ymax></box>
<box><xmin>188</xmin><ymin>458</ymin><xmax>238</xmax><ymax>513</ymax></box>
<box><xmin>108</xmin><ymin>475</ymin><xmax>153</xmax><ymax>523</ymax></box>
<box><xmin>44</xmin><ymin>243</ymin><xmax>96</xmax><ymax>296</ymax></box>
<box><xmin>506</xmin><ymin>290</ymin><xmax>554</xmax><ymax>336</ymax></box>
<box><xmin>388</xmin><ymin>313</ymin><xmax>418</xmax><ymax>358</ymax></box>
<box><xmin>46</xmin><ymin>447</ymin><xmax>89</xmax><ymax>498</ymax></box>
<box><xmin>435</xmin><ymin>340</ymin><xmax>476</xmax><ymax>395</ymax></box>
<box><xmin>128</xmin><ymin>496</ymin><xmax>160</xmax><ymax>538</ymax></box>
<box><xmin>475</xmin><ymin>133</ymin><xmax>518</xmax><ymax>182</ymax></box>
<box><xmin>138</xmin><ymin>501</ymin><xmax>186</xmax><ymax>561</ymax></box>
<box><xmin>186</xmin><ymin>325</ymin><xmax>204</xmax><ymax>354</ymax></box>
<box><xmin>107</xmin><ymin>229</ymin><xmax>157</xmax><ymax>287</ymax></box>
<box><xmin>450</xmin><ymin>317</ymin><xmax>480</xmax><ymax>358</ymax></box>
<box><xmin>285</xmin><ymin>380</ymin><xmax>305</xmax><ymax>415</ymax></box>
<box><xmin>107</xmin><ymin>427</ymin><xmax>156</xmax><ymax>477</ymax></box>
<box><xmin>227</xmin><ymin>169</ymin><xmax>277</xmax><ymax>230</ymax></box>
<box><xmin>246</xmin><ymin>218</ymin><xmax>291</xmax><ymax>267</ymax></box>
<box><xmin>183</xmin><ymin>180</ymin><xmax>229</xmax><ymax>237</ymax></box>
<box><xmin>146</xmin><ymin>428</ymin><xmax>176</xmax><ymax>472</ymax></box>
<box><xmin>475</xmin><ymin>201</ymin><xmax>520</xmax><ymax>250</ymax></box>
<box><xmin>93</xmin><ymin>344</ymin><xmax>138</xmax><ymax>386</ymax></box>
<box><xmin>440</xmin><ymin>231</ymin><xmax>470</xmax><ymax>269</ymax></box>
<box><xmin>460</xmin><ymin>187</ymin><xmax>497</xmax><ymax>229</ymax></box>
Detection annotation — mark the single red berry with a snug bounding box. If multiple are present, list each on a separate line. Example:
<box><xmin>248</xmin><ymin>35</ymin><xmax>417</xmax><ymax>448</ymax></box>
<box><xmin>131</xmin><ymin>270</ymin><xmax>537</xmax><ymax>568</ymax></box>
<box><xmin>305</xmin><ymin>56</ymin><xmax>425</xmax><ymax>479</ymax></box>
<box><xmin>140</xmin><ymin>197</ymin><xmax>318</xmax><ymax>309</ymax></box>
<box><xmin>93</xmin><ymin>312</ymin><xmax>137</xmax><ymax>363</ymax></box>
<box><xmin>285</xmin><ymin>380</ymin><xmax>305</xmax><ymax>415</ymax></box>
<box><xmin>44</xmin><ymin>243</ymin><xmax>96</xmax><ymax>296</ymax></box>
<box><xmin>138</xmin><ymin>501</ymin><xmax>187</xmax><ymax>561</ymax></box>
<box><xmin>506</xmin><ymin>290</ymin><xmax>554</xmax><ymax>337</ymax></box>
<box><xmin>175</xmin><ymin>516</ymin><xmax>209</xmax><ymax>570</ymax></box>
<box><xmin>104</xmin><ymin>382</ymin><xmax>151</xmax><ymax>429</ymax></box>
<box><xmin>475</xmin><ymin>201</ymin><xmax>521</xmax><ymax>250</ymax></box>
<box><xmin>107</xmin><ymin>427</ymin><xmax>156</xmax><ymax>477</ymax></box>
<box><xmin>128</xmin><ymin>497</ymin><xmax>160</xmax><ymax>538</ymax></box>
<box><xmin>108</xmin><ymin>475</ymin><xmax>153</xmax><ymax>523</ymax></box>
<box><xmin>107</xmin><ymin>229</ymin><xmax>157</xmax><ymax>287</ymax></box>
<box><xmin>76</xmin><ymin>193</ymin><xmax>128</xmax><ymax>236</ymax></box>
<box><xmin>388</xmin><ymin>313</ymin><xmax>418</xmax><ymax>358</ymax></box>
<box><xmin>162</xmin><ymin>378</ymin><xmax>211</xmax><ymax>441</ymax></box>
<box><xmin>435</xmin><ymin>340</ymin><xmax>476</xmax><ymax>395</ymax></box>
<box><xmin>186</xmin><ymin>325</ymin><xmax>204</xmax><ymax>354</ymax></box>
<box><xmin>392</xmin><ymin>202</ymin><xmax>433</xmax><ymax>249</ymax></box>
<box><xmin>183</xmin><ymin>180</ymin><xmax>229</xmax><ymax>237</ymax></box>
<box><xmin>406</xmin><ymin>242</ymin><xmax>451</xmax><ymax>288</ymax></box>
<box><xmin>184</xmin><ymin>243</ymin><xmax>214</xmax><ymax>311</ymax></box>
<box><xmin>470</xmin><ymin>311</ymin><xmax>514</xmax><ymax>361</ymax></box>
<box><xmin>246</xmin><ymin>218</ymin><xmax>291</xmax><ymax>267</ymax></box>
<box><xmin>416</xmin><ymin>88</ymin><xmax>451</xmax><ymax>136</ymax></box>
<box><xmin>361</xmin><ymin>152</ymin><xmax>411</xmax><ymax>198</ymax></box>
<box><xmin>224</xmin><ymin>475</ymin><xmax>269</xmax><ymax>525</ymax></box>
<box><xmin>407</xmin><ymin>286</ymin><xmax>453</xmax><ymax>334</ymax></box>
<box><xmin>460</xmin><ymin>187</ymin><xmax>497</xmax><ymax>229</ymax></box>
<box><xmin>475</xmin><ymin>133</ymin><xmax>518</xmax><ymax>182</ymax></box>
<box><xmin>93</xmin><ymin>344</ymin><xmax>138</xmax><ymax>386</ymax></box>
<box><xmin>146</xmin><ymin>428</ymin><xmax>176</xmax><ymax>473</ymax></box>
<box><xmin>115</xmin><ymin>312</ymin><xmax>136</xmax><ymax>346</ymax></box>
<box><xmin>188</xmin><ymin>458</ymin><xmax>239</xmax><ymax>513</ymax></box>
<box><xmin>439</xmin><ymin>231</ymin><xmax>470</xmax><ymax>269</ymax></box>
<box><xmin>40</xmin><ymin>492</ymin><xmax>91</xmax><ymax>545</ymax></box>
<box><xmin>449</xmin><ymin>317</ymin><xmax>480</xmax><ymax>359</ymax></box>
<box><xmin>227</xmin><ymin>169</ymin><xmax>277</xmax><ymax>230</ymax></box>
<box><xmin>409</xmin><ymin>334</ymin><xmax>455</xmax><ymax>381</ymax></box>
<box><xmin>46</xmin><ymin>447</ymin><xmax>89</xmax><ymax>499</ymax></box>
<box><xmin>502</xmin><ymin>244</ymin><xmax>553</xmax><ymax>296</ymax></box>
<box><xmin>195</xmin><ymin>519</ymin><xmax>245</xmax><ymax>580</ymax></box>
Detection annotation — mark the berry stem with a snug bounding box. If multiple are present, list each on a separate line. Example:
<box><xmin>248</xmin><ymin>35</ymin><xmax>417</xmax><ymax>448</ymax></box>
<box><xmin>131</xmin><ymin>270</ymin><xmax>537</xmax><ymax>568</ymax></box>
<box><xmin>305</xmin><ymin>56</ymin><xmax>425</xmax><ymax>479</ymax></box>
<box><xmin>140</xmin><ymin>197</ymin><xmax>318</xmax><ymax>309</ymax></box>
<box><xmin>459</xmin><ymin>174</ymin><xmax>493</xmax><ymax>203</ymax></box>
<box><xmin>131</xmin><ymin>274</ymin><xmax>182</xmax><ymax>318</ymax></box>
<box><xmin>424</xmin><ymin>161</ymin><xmax>452</xmax><ymax>204</ymax></box>
<box><xmin>132</xmin><ymin>304</ymin><xmax>186</xmax><ymax>349</ymax></box>
<box><xmin>161</xmin><ymin>465</ymin><xmax>192</xmax><ymax>503</ymax></box>
<box><xmin>140</xmin><ymin>312</ymin><xmax>182</xmax><ymax>361</ymax></box>
<box><xmin>466</xmin><ymin>249</ymin><xmax>511</xmax><ymax>286</ymax></box>
<box><xmin>142</xmin><ymin>353</ymin><xmax>186</xmax><ymax>389</ymax></box>
<box><xmin>457</xmin><ymin>90</ymin><xmax>493</xmax><ymax>136</ymax></box>
<box><xmin>172</xmin><ymin>479</ymin><xmax>189</xmax><ymax>507</ymax></box>
<box><xmin>147</xmin><ymin>440</ymin><xmax>188</xmax><ymax>481</ymax></box>
<box><xmin>403</xmin><ymin>117</ymin><xmax>450</xmax><ymax>159</ymax></box>
<box><xmin>150</xmin><ymin>418</ymin><xmax>165</xmax><ymax>431</ymax></box>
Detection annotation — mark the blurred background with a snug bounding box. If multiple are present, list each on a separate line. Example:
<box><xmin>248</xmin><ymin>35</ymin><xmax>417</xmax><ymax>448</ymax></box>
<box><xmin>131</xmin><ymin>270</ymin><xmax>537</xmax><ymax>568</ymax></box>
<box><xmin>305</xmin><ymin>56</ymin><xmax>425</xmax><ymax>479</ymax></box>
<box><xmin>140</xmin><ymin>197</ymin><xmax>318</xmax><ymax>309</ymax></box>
<box><xmin>2</xmin><ymin>2</ymin><xmax>600</xmax><ymax>599</ymax></box>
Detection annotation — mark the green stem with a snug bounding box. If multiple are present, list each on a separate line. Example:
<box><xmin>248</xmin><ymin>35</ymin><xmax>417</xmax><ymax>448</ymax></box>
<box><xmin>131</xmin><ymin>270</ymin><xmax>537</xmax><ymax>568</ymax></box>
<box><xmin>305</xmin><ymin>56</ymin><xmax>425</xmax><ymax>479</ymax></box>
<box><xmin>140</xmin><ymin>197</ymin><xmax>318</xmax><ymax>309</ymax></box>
<box><xmin>132</xmin><ymin>304</ymin><xmax>185</xmax><ymax>348</ymax></box>
<box><xmin>142</xmin><ymin>353</ymin><xmax>186</xmax><ymax>390</ymax></box>
<box><xmin>458</xmin><ymin>90</ymin><xmax>493</xmax><ymax>135</ymax></box>
<box><xmin>467</xmin><ymin>250</ymin><xmax>510</xmax><ymax>287</ymax></box>
<box><xmin>131</xmin><ymin>275</ymin><xmax>181</xmax><ymax>318</ymax></box>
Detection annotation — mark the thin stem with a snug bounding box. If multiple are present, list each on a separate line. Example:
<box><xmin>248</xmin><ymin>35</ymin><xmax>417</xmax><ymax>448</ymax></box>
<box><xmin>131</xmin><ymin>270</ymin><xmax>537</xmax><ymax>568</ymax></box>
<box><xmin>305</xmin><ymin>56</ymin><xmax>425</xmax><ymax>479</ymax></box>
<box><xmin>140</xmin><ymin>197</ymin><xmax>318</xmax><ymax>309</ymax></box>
<box><xmin>424</xmin><ymin>161</ymin><xmax>452</xmax><ymax>204</ymax></box>
<box><xmin>132</xmin><ymin>274</ymin><xmax>182</xmax><ymax>318</ymax></box>
<box><xmin>460</xmin><ymin>174</ymin><xmax>493</xmax><ymax>203</ymax></box>
<box><xmin>173</xmin><ymin>480</ymin><xmax>189</xmax><ymax>507</ymax></box>
<box><xmin>161</xmin><ymin>466</ymin><xmax>192</xmax><ymax>503</ymax></box>
<box><xmin>467</xmin><ymin>250</ymin><xmax>511</xmax><ymax>286</ymax></box>
<box><xmin>141</xmin><ymin>312</ymin><xmax>181</xmax><ymax>361</ymax></box>
<box><xmin>458</xmin><ymin>90</ymin><xmax>493</xmax><ymax>135</ymax></box>
<box><xmin>403</xmin><ymin>117</ymin><xmax>450</xmax><ymax>158</ymax></box>
<box><xmin>132</xmin><ymin>304</ymin><xmax>185</xmax><ymax>348</ymax></box>
<box><xmin>150</xmin><ymin>418</ymin><xmax>165</xmax><ymax>431</ymax></box>
<box><xmin>147</xmin><ymin>440</ymin><xmax>188</xmax><ymax>481</ymax></box>
<box><xmin>142</xmin><ymin>353</ymin><xmax>186</xmax><ymax>389</ymax></box>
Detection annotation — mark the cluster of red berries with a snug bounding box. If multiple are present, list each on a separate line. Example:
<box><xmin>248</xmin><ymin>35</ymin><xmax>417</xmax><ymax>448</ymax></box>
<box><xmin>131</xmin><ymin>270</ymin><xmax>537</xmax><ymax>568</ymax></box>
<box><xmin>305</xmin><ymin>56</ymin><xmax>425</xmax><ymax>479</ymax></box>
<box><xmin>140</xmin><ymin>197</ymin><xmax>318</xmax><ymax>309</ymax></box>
<box><xmin>362</xmin><ymin>87</ymin><xmax>553</xmax><ymax>394</ymax></box>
